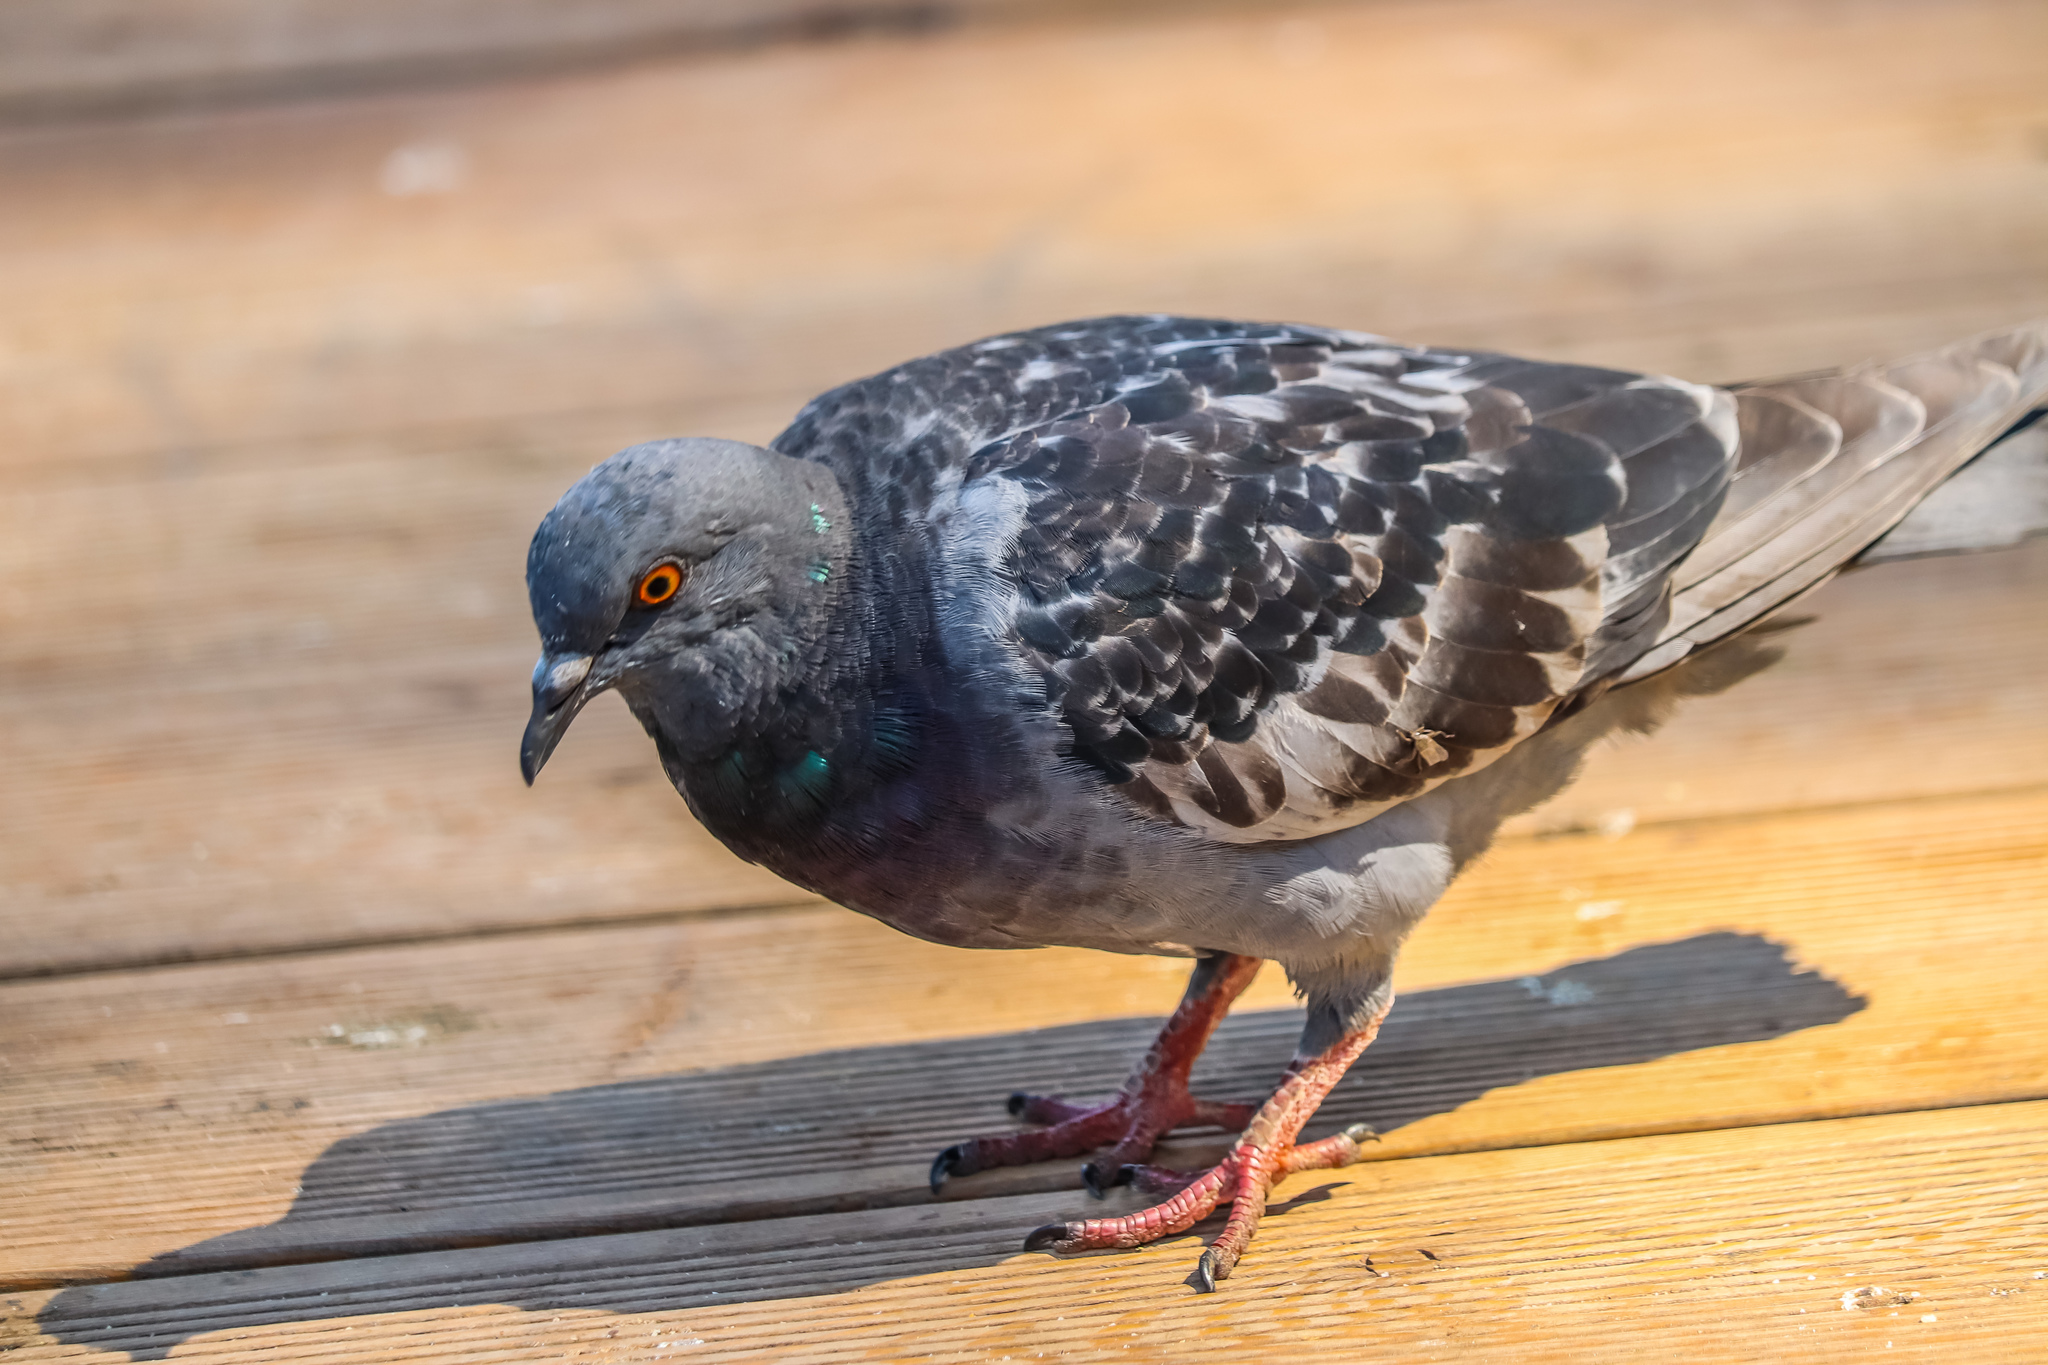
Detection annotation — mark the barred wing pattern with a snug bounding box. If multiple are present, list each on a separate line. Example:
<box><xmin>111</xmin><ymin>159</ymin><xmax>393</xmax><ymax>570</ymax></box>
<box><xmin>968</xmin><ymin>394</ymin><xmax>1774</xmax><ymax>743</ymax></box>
<box><xmin>776</xmin><ymin>316</ymin><xmax>2047</xmax><ymax>849</ymax></box>
<box><xmin>956</xmin><ymin>319</ymin><xmax>1737</xmax><ymax>843</ymax></box>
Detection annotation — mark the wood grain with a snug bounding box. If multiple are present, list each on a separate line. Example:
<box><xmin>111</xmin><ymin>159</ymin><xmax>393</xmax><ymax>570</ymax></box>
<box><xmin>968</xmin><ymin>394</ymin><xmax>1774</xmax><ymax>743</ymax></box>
<box><xmin>5</xmin><ymin>2</ymin><xmax>2047</xmax><ymax>1354</ymax></box>
<box><xmin>0</xmin><ymin>0</ymin><xmax>1163</xmax><ymax>123</ymax></box>
<box><xmin>8</xmin><ymin>1101</ymin><xmax>2045</xmax><ymax>1361</ymax></box>
<box><xmin>2</xmin><ymin>0</ymin><xmax>2044</xmax><ymax>475</ymax></box>
<box><xmin>5</xmin><ymin>782</ymin><xmax>2042</xmax><ymax>1287</ymax></box>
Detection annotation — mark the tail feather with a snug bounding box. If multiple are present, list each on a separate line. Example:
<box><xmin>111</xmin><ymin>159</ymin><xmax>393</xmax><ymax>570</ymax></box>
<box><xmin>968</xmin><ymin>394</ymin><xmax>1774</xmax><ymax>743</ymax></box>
<box><xmin>1616</xmin><ymin>322</ymin><xmax>2048</xmax><ymax>683</ymax></box>
<box><xmin>1855</xmin><ymin>409</ymin><xmax>2048</xmax><ymax>564</ymax></box>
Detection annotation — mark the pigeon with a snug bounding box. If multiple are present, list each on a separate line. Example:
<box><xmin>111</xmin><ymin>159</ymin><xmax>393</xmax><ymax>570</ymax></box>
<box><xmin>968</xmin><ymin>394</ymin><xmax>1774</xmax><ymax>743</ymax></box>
<box><xmin>521</xmin><ymin>315</ymin><xmax>2048</xmax><ymax>1291</ymax></box>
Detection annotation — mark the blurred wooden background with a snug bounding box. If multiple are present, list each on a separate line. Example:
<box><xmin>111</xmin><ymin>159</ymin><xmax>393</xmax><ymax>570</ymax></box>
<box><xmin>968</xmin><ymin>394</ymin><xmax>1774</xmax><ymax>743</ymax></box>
<box><xmin>3</xmin><ymin>1</ymin><xmax>2046</xmax><ymax>1359</ymax></box>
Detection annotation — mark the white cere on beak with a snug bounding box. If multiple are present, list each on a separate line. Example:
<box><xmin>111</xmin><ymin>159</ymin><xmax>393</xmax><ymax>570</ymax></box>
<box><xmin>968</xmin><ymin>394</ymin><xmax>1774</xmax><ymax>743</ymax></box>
<box><xmin>534</xmin><ymin>652</ymin><xmax>595</xmax><ymax>710</ymax></box>
<box><xmin>545</xmin><ymin>654</ymin><xmax>593</xmax><ymax>692</ymax></box>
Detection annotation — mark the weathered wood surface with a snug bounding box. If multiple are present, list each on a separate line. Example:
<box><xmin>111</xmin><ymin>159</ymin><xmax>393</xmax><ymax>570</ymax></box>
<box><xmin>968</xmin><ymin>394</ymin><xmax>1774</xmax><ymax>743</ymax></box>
<box><xmin>6</xmin><ymin>782</ymin><xmax>2044</xmax><ymax>1288</ymax></box>
<box><xmin>3</xmin><ymin>0</ymin><xmax>2047</xmax><ymax>1359</ymax></box>
<box><xmin>9</xmin><ymin>1103</ymin><xmax>2046</xmax><ymax>1360</ymax></box>
<box><xmin>6</xmin><ymin>0</ymin><xmax>2047</xmax><ymax>475</ymax></box>
<box><xmin>0</xmin><ymin>0</ymin><xmax>1139</xmax><ymax>123</ymax></box>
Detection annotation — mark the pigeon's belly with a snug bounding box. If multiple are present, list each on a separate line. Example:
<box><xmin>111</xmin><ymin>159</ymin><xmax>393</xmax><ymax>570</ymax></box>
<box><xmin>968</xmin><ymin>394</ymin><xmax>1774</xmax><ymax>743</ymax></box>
<box><xmin>750</xmin><ymin>786</ymin><xmax>1216</xmax><ymax>955</ymax></box>
<box><xmin>773</xmin><ymin>774</ymin><xmax>1451</xmax><ymax>981</ymax></box>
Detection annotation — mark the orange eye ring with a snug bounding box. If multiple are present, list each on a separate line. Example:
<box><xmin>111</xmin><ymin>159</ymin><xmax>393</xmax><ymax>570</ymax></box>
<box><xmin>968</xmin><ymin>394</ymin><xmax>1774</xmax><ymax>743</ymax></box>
<box><xmin>635</xmin><ymin>561</ymin><xmax>684</xmax><ymax>606</ymax></box>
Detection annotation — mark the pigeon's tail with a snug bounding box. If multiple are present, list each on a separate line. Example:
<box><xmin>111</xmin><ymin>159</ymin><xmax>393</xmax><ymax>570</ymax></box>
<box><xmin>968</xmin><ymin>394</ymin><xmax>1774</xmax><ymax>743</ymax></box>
<box><xmin>1615</xmin><ymin>321</ymin><xmax>2048</xmax><ymax>683</ymax></box>
<box><xmin>1854</xmin><ymin>406</ymin><xmax>2048</xmax><ymax>565</ymax></box>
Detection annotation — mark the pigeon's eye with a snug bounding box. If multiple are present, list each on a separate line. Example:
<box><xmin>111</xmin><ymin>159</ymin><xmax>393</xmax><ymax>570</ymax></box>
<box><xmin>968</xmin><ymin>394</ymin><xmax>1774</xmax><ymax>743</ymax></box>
<box><xmin>634</xmin><ymin>562</ymin><xmax>685</xmax><ymax>606</ymax></box>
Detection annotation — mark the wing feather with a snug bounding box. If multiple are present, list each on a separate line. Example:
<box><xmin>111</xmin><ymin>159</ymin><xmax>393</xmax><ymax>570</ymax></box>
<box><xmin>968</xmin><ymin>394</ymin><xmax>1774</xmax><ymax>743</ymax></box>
<box><xmin>1623</xmin><ymin>323</ymin><xmax>2048</xmax><ymax>681</ymax></box>
<box><xmin>926</xmin><ymin>318</ymin><xmax>1725</xmax><ymax>842</ymax></box>
<box><xmin>774</xmin><ymin>316</ymin><xmax>2047</xmax><ymax>848</ymax></box>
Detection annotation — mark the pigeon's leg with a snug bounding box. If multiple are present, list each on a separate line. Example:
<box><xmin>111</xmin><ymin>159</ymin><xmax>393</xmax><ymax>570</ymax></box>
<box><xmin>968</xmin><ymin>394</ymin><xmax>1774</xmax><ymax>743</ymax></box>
<box><xmin>1022</xmin><ymin>992</ymin><xmax>1392</xmax><ymax>1293</ymax></box>
<box><xmin>929</xmin><ymin>953</ymin><xmax>1263</xmax><ymax>1194</ymax></box>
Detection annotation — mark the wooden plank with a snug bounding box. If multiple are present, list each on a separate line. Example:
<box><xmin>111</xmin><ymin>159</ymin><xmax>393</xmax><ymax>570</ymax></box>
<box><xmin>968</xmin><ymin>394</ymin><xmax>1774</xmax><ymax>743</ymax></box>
<box><xmin>5</xmin><ymin>782</ymin><xmax>2043</xmax><ymax>1287</ymax></box>
<box><xmin>0</xmin><ymin>0</ymin><xmax>1076</xmax><ymax>124</ymax></box>
<box><xmin>1</xmin><ymin>0</ymin><xmax>2044</xmax><ymax>476</ymax></box>
<box><xmin>4</xmin><ymin>6</ymin><xmax>2041</xmax><ymax>1357</ymax></box>
<box><xmin>8</xmin><ymin>1101</ymin><xmax>2046</xmax><ymax>1361</ymax></box>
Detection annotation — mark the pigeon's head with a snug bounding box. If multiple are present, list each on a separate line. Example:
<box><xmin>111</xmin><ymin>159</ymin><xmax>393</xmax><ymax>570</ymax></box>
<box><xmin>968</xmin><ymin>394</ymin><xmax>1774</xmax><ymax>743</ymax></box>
<box><xmin>520</xmin><ymin>437</ymin><xmax>851</xmax><ymax>784</ymax></box>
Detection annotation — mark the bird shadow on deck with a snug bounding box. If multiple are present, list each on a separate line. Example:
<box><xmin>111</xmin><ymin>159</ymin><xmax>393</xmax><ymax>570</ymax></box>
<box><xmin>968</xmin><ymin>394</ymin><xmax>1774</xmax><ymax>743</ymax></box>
<box><xmin>40</xmin><ymin>931</ymin><xmax>1862</xmax><ymax>1359</ymax></box>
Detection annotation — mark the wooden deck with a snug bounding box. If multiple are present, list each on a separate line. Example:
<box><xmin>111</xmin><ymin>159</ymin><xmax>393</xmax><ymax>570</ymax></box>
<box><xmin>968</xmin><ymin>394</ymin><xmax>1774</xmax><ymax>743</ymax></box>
<box><xmin>4</xmin><ymin>1</ymin><xmax>2047</xmax><ymax>1358</ymax></box>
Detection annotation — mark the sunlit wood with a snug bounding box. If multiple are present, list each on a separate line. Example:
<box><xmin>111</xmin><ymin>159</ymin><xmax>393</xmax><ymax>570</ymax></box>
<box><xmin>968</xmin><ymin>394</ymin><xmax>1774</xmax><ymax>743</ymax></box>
<box><xmin>3</xmin><ymin>0</ymin><xmax>2044</xmax><ymax>1357</ymax></box>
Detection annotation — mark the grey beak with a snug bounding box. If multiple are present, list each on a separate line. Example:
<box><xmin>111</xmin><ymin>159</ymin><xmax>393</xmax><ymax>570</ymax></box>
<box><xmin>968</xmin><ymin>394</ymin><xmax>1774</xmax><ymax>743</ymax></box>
<box><xmin>521</xmin><ymin>652</ymin><xmax>595</xmax><ymax>785</ymax></box>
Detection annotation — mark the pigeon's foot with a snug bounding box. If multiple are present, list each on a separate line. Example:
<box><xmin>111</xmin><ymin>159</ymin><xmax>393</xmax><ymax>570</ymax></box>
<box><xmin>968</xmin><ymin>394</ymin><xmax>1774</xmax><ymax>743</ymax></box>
<box><xmin>1021</xmin><ymin>1010</ymin><xmax>1390</xmax><ymax>1291</ymax></box>
<box><xmin>929</xmin><ymin>954</ymin><xmax>1263</xmax><ymax>1195</ymax></box>
<box><xmin>931</xmin><ymin>1087</ymin><xmax>1262</xmax><ymax>1197</ymax></box>
<box><xmin>1020</xmin><ymin>1123</ymin><xmax>1379</xmax><ymax>1285</ymax></box>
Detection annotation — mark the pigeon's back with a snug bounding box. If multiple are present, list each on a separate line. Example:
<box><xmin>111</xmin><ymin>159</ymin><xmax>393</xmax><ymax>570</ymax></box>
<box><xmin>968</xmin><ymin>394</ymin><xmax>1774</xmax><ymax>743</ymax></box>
<box><xmin>773</xmin><ymin>316</ymin><xmax>2048</xmax><ymax>854</ymax></box>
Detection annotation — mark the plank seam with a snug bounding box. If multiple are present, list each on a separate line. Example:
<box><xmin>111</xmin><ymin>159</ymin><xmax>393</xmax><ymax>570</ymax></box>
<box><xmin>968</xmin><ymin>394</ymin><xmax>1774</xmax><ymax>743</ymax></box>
<box><xmin>12</xmin><ymin>1089</ymin><xmax>2041</xmax><ymax>1294</ymax></box>
<box><xmin>0</xmin><ymin>4</ymin><xmax>962</xmax><ymax>130</ymax></box>
<box><xmin>0</xmin><ymin>898</ymin><xmax>831</xmax><ymax>985</ymax></box>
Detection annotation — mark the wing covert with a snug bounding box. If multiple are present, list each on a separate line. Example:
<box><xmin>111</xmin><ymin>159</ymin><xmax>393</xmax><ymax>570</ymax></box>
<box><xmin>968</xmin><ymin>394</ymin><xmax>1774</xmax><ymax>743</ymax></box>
<box><xmin>957</xmin><ymin>318</ymin><xmax>1736</xmax><ymax>843</ymax></box>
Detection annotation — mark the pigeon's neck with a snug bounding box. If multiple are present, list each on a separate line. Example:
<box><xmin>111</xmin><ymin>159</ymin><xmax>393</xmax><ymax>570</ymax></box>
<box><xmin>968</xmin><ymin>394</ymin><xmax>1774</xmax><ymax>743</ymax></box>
<box><xmin>648</xmin><ymin>514</ymin><xmax>939</xmax><ymax>853</ymax></box>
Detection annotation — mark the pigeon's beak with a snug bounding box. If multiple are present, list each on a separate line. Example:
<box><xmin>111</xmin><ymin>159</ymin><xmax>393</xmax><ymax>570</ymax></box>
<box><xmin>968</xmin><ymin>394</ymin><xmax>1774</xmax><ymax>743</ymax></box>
<box><xmin>521</xmin><ymin>651</ymin><xmax>595</xmax><ymax>785</ymax></box>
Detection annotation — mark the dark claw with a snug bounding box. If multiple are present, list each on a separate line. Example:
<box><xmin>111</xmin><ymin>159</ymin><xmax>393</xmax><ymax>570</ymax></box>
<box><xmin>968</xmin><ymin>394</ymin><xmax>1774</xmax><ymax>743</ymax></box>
<box><xmin>929</xmin><ymin>1143</ymin><xmax>970</xmax><ymax>1196</ymax></box>
<box><xmin>1006</xmin><ymin>1091</ymin><xmax>1032</xmax><ymax>1117</ymax></box>
<box><xmin>1082</xmin><ymin>1162</ymin><xmax>1134</xmax><ymax>1199</ymax></box>
<box><xmin>1192</xmin><ymin>1247</ymin><xmax>1220</xmax><ymax>1294</ymax></box>
<box><xmin>1023</xmin><ymin>1222</ymin><xmax>1074</xmax><ymax>1253</ymax></box>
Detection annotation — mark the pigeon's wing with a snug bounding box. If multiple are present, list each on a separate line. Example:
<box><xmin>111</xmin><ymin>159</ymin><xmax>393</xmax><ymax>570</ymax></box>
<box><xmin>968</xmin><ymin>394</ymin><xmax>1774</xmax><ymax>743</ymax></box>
<box><xmin>947</xmin><ymin>317</ymin><xmax>1738</xmax><ymax>843</ymax></box>
<box><xmin>775</xmin><ymin>316</ymin><xmax>2048</xmax><ymax>846</ymax></box>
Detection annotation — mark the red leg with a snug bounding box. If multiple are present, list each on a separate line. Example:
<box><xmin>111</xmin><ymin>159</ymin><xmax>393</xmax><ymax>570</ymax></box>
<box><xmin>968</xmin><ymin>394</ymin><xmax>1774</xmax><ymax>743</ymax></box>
<box><xmin>1022</xmin><ymin>1001</ymin><xmax>1391</xmax><ymax>1292</ymax></box>
<box><xmin>930</xmin><ymin>953</ymin><xmax>1264</xmax><ymax>1194</ymax></box>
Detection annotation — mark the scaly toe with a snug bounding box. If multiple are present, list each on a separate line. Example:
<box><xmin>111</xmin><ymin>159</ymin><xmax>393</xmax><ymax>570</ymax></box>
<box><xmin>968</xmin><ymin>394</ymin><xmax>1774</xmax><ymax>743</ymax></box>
<box><xmin>1081</xmin><ymin>1160</ymin><xmax>1133</xmax><ymax>1199</ymax></box>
